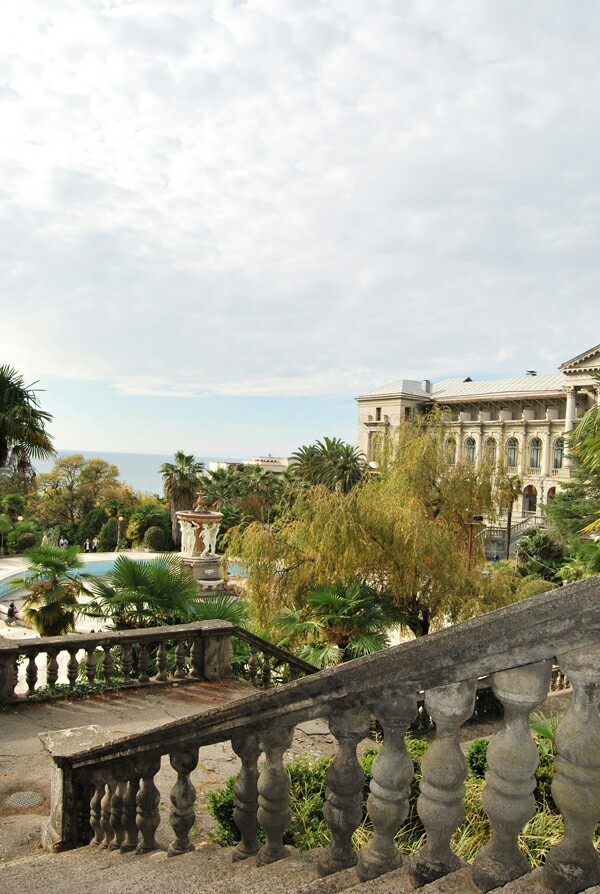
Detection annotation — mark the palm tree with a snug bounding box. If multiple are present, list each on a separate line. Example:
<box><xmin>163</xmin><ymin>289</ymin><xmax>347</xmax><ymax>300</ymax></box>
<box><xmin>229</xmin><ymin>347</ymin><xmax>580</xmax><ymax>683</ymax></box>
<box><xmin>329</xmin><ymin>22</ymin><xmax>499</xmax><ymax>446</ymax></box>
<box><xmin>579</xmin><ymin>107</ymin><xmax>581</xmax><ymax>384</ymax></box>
<box><xmin>160</xmin><ymin>451</ymin><xmax>205</xmax><ymax>548</ymax></box>
<box><xmin>11</xmin><ymin>544</ymin><xmax>84</xmax><ymax>636</ymax></box>
<box><xmin>289</xmin><ymin>437</ymin><xmax>366</xmax><ymax>493</ymax></box>
<box><xmin>0</xmin><ymin>364</ymin><xmax>54</xmax><ymax>470</ymax></box>
<box><xmin>82</xmin><ymin>554</ymin><xmax>202</xmax><ymax>629</ymax></box>
<box><xmin>273</xmin><ymin>580</ymin><xmax>405</xmax><ymax>668</ymax></box>
<box><xmin>496</xmin><ymin>473</ymin><xmax>523</xmax><ymax>559</ymax></box>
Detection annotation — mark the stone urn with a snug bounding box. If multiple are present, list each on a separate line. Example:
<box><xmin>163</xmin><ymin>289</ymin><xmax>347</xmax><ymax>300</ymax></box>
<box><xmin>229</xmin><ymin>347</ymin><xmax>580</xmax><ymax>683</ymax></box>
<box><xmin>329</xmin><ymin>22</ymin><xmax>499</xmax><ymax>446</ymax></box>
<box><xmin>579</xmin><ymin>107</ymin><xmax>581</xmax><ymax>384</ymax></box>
<box><xmin>176</xmin><ymin>495</ymin><xmax>224</xmax><ymax>589</ymax></box>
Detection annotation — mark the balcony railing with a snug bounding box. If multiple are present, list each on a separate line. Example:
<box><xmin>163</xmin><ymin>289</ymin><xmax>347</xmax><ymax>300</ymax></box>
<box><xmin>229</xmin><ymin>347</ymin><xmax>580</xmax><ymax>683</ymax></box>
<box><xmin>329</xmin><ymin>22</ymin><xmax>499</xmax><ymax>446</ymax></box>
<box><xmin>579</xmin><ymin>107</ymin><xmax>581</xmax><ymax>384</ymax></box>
<box><xmin>40</xmin><ymin>578</ymin><xmax>600</xmax><ymax>894</ymax></box>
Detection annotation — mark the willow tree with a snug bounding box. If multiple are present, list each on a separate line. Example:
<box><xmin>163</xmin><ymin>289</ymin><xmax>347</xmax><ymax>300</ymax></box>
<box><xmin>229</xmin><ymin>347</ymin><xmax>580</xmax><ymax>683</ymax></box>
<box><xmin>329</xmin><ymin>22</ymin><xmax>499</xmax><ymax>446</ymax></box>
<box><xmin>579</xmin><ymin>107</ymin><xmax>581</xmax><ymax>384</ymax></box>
<box><xmin>227</xmin><ymin>416</ymin><xmax>506</xmax><ymax>637</ymax></box>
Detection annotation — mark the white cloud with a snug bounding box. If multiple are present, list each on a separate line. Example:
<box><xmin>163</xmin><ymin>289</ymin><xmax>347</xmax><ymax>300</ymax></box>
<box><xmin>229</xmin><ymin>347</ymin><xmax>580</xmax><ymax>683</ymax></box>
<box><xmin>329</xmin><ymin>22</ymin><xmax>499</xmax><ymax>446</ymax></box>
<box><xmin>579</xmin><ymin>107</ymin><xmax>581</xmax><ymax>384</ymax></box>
<box><xmin>1</xmin><ymin>0</ymin><xmax>599</xmax><ymax>408</ymax></box>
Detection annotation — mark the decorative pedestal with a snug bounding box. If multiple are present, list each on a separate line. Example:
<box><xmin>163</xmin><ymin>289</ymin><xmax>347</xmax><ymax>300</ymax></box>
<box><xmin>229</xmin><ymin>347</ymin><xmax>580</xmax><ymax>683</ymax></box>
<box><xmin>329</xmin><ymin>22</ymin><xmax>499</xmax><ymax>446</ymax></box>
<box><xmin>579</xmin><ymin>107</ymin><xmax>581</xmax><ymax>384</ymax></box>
<box><xmin>176</xmin><ymin>505</ymin><xmax>225</xmax><ymax>592</ymax></box>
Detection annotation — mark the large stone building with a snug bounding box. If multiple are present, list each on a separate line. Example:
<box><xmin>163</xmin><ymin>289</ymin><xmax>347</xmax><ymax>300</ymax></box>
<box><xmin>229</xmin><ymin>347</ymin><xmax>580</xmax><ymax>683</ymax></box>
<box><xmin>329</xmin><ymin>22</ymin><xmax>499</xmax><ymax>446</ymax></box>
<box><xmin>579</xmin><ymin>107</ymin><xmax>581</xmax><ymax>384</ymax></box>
<box><xmin>356</xmin><ymin>343</ymin><xmax>600</xmax><ymax>520</ymax></box>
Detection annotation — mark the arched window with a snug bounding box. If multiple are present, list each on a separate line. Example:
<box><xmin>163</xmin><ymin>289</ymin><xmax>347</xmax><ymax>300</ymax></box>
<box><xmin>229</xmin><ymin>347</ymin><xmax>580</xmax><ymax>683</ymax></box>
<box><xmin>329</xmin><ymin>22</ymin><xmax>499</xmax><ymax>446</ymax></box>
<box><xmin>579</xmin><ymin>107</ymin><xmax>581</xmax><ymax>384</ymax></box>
<box><xmin>465</xmin><ymin>437</ymin><xmax>476</xmax><ymax>463</ymax></box>
<box><xmin>553</xmin><ymin>438</ymin><xmax>564</xmax><ymax>469</ymax></box>
<box><xmin>523</xmin><ymin>484</ymin><xmax>537</xmax><ymax>514</ymax></box>
<box><xmin>446</xmin><ymin>438</ymin><xmax>457</xmax><ymax>465</ymax></box>
<box><xmin>530</xmin><ymin>437</ymin><xmax>542</xmax><ymax>469</ymax></box>
<box><xmin>506</xmin><ymin>437</ymin><xmax>518</xmax><ymax>468</ymax></box>
<box><xmin>547</xmin><ymin>486</ymin><xmax>556</xmax><ymax>500</ymax></box>
<box><xmin>484</xmin><ymin>437</ymin><xmax>497</xmax><ymax>465</ymax></box>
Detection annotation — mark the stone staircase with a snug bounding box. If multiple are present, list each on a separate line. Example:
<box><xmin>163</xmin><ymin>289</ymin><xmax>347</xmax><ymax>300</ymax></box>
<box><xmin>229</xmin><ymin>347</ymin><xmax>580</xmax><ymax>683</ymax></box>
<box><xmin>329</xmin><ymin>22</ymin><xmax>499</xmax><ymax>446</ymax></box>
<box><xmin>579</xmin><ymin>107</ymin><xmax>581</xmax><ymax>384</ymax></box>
<box><xmin>1</xmin><ymin>843</ymin><xmax>599</xmax><ymax>894</ymax></box>
<box><xmin>1</xmin><ymin>578</ymin><xmax>599</xmax><ymax>894</ymax></box>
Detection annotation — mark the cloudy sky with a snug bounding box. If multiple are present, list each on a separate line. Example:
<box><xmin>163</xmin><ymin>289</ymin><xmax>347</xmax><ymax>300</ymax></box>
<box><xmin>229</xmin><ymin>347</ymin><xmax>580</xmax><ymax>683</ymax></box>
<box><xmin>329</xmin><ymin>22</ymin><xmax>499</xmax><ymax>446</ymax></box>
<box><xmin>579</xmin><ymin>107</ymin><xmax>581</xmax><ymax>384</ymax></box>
<box><xmin>1</xmin><ymin>0</ymin><xmax>599</xmax><ymax>457</ymax></box>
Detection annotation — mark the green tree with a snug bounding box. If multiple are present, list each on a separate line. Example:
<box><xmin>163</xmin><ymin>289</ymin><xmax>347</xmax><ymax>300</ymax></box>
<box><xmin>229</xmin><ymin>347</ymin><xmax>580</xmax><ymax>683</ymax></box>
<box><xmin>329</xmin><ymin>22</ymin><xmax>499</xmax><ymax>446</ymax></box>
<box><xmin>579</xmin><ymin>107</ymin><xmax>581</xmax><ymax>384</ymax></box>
<box><xmin>83</xmin><ymin>554</ymin><xmax>202</xmax><ymax>629</ymax></box>
<box><xmin>544</xmin><ymin>464</ymin><xmax>600</xmax><ymax>540</ymax></box>
<box><xmin>11</xmin><ymin>544</ymin><xmax>84</xmax><ymax>636</ymax></box>
<box><xmin>227</xmin><ymin>418</ymin><xmax>498</xmax><ymax>637</ymax></box>
<box><xmin>126</xmin><ymin>497</ymin><xmax>171</xmax><ymax>547</ymax></box>
<box><xmin>290</xmin><ymin>437</ymin><xmax>366</xmax><ymax>493</ymax></box>
<box><xmin>0</xmin><ymin>514</ymin><xmax>11</xmax><ymax>556</ymax></box>
<box><xmin>495</xmin><ymin>473</ymin><xmax>523</xmax><ymax>559</ymax></box>
<box><xmin>516</xmin><ymin>529</ymin><xmax>565</xmax><ymax>581</ymax></box>
<box><xmin>34</xmin><ymin>455</ymin><xmax>133</xmax><ymax>533</ymax></box>
<box><xmin>0</xmin><ymin>364</ymin><xmax>54</xmax><ymax>472</ymax></box>
<box><xmin>160</xmin><ymin>452</ymin><xmax>205</xmax><ymax>548</ymax></box>
<box><xmin>273</xmin><ymin>580</ymin><xmax>405</xmax><ymax>668</ymax></box>
<box><xmin>2</xmin><ymin>493</ymin><xmax>25</xmax><ymax>522</ymax></box>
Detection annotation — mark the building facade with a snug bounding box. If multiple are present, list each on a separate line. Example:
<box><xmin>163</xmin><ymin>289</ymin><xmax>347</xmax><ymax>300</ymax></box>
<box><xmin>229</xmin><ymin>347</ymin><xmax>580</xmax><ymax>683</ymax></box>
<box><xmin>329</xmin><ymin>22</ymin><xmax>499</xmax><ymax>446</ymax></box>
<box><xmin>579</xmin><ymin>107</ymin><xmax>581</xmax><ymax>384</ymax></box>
<box><xmin>356</xmin><ymin>344</ymin><xmax>600</xmax><ymax>520</ymax></box>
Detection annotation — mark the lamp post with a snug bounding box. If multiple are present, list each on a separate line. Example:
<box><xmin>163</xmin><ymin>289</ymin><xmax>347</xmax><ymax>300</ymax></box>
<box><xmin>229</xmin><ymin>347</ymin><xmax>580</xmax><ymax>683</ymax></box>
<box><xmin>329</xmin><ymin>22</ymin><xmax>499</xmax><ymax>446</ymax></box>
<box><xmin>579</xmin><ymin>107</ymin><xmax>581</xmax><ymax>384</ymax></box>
<box><xmin>117</xmin><ymin>516</ymin><xmax>124</xmax><ymax>550</ymax></box>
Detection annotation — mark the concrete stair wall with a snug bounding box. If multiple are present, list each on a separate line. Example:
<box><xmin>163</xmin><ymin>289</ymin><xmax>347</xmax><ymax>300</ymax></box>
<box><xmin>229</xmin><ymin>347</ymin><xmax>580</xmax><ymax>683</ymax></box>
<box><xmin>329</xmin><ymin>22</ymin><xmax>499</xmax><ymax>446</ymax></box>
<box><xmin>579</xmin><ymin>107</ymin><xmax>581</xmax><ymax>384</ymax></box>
<box><xmin>1</xmin><ymin>844</ymin><xmax>599</xmax><ymax>894</ymax></box>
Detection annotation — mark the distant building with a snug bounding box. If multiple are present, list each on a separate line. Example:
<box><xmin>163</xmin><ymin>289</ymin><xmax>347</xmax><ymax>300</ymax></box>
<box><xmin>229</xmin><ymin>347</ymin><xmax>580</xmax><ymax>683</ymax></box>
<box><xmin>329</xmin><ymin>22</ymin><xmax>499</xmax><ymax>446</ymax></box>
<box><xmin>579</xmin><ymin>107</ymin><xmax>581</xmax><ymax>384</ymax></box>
<box><xmin>207</xmin><ymin>455</ymin><xmax>289</xmax><ymax>475</ymax></box>
<box><xmin>356</xmin><ymin>344</ymin><xmax>600</xmax><ymax>520</ymax></box>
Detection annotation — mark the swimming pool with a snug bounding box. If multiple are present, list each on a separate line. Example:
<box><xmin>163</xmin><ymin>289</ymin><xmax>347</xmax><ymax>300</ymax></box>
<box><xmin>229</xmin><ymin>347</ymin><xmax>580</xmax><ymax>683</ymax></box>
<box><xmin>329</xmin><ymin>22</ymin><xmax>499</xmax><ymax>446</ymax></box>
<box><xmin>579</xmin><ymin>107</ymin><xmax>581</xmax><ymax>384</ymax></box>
<box><xmin>0</xmin><ymin>556</ymin><xmax>245</xmax><ymax>601</ymax></box>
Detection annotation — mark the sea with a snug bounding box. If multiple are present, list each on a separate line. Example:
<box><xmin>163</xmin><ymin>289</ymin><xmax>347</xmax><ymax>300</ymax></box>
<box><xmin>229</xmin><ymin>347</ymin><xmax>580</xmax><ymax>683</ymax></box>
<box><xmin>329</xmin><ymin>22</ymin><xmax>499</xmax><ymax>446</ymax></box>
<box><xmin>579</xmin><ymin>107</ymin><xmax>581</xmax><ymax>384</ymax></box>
<box><xmin>34</xmin><ymin>450</ymin><xmax>243</xmax><ymax>496</ymax></box>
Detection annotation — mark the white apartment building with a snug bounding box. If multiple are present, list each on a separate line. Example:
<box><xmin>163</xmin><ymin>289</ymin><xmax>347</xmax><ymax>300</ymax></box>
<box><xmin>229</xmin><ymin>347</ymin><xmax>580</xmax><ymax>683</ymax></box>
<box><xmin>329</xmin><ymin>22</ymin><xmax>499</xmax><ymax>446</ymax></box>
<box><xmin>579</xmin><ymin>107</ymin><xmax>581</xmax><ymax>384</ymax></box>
<box><xmin>356</xmin><ymin>344</ymin><xmax>600</xmax><ymax>520</ymax></box>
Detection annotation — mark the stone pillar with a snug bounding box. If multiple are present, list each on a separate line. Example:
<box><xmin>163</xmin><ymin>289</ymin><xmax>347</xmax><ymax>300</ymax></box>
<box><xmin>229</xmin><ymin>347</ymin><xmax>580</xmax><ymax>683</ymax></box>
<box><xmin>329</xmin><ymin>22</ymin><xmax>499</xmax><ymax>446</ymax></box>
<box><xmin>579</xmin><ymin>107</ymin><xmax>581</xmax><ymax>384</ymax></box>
<box><xmin>475</xmin><ymin>427</ymin><xmax>484</xmax><ymax>468</ymax></box>
<box><xmin>319</xmin><ymin>705</ymin><xmax>371</xmax><ymax>877</ymax></box>
<box><xmin>543</xmin><ymin>644</ymin><xmax>600</xmax><ymax>894</ymax></box>
<box><xmin>0</xmin><ymin>652</ymin><xmax>17</xmax><ymax>703</ymax></box>
<box><xmin>256</xmin><ymin>724</ymin><xmax>295</xmax><ymax>865</ymax></box>
<box><xmin>410</xmin><ymin>679</ymin><xmax>477</xmax><ymax>887</ymax></box>
<box><xmin>231</xmin><ymin>730</ymin><xmax>262</xmax><ymax>861</ymax></box>
<box><xmin>472</xmin><ymin>661</ymin><xmax>552</xmax><ymax>892</ymax></box>
<box><xmin>357</xmin><ymin>692</ymin><xmax>418</xmax><ymax>881</ymax></box>
<box><xmin>564</xmin><ymin>388</ymin><xmax>576</xmax><ymax>469</ymax></box>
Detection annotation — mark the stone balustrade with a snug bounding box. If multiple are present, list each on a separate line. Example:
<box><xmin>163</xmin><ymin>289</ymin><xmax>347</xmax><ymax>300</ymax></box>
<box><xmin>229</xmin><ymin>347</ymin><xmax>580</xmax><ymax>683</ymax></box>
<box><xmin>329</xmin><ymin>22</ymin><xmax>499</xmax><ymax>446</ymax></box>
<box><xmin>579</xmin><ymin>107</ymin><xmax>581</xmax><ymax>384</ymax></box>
<box><xmin>0</xmin><ymin>621</ymin><xmax>317</xmax><ymax>704</ymax></box>
<box><xmin>40</xmin><ymin>577</ymin><xmax>600</xmax><ymax>893</ymax></box>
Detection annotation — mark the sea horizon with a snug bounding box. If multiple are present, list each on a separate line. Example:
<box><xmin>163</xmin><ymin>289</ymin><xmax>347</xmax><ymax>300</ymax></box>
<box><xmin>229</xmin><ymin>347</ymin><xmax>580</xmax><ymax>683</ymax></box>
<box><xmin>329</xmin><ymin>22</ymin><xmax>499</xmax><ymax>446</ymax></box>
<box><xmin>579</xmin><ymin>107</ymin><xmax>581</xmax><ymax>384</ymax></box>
<box><xmin>34</xmin><ymin>449</ymin><xmax>244</xmax><ymax>496</ymax></box>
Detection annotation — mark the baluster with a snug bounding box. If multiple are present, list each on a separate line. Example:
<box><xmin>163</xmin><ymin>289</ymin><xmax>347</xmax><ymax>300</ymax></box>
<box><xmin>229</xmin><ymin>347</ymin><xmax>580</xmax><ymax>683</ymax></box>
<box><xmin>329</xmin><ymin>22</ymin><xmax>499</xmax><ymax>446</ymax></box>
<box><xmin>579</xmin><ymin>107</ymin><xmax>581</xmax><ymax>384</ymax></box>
<box><xmin>261</xmin><ymin>654</ymin><xmax>272</xmax><ymax>688</ymax></box>
<box><xmin>100</xmin><ymin>776</ymin><xmax>116</xmax><ymax>848</ymax></box>
<box><xmin>174</xmin><ymin>640</ymin><xmax>187</xmax><ymax>678</ymax></box>
<box><xmin>89</xmin><ymin>772</ymin><xmax>106</xmax><ymax>846</ymax></box>
<box><xmin>190</xmin><ymin>637</ymin><xmax>203</xmax><ymax>678</ymax></box>
<box><xmin>543</xmin><ymin>644</ymin><xmax>600</xmax><ymax>894</ymax></box>
<box><xmin>155</xmin><ymin>642</ymin><xmax>168</xmax><ymax>682</ymax></box>
<box><xmin>86</xmin><ymin>648</ymin><xmax>97</xmax><ymax>685</ymax></box>
<box><xmin>357</xmin><ymin>692</ymin><xmax>418</xmax><ymax>881</ymax></box>
<box><xmin>473</xmin><ymin>660</ymin><xmax>552</xmax><ymax>892</ymax></box>
<box><xmin>26</xmin><ymin>655</ymin><xmax>38</xmax><ymax>695</ymax></box>
<box><xmin>318</xmin><ymin>705</ymin><xmax>370</xmax><ymax>876</ymax></box>
<box><xmin>248</xmin><ymin>647</ymin><xmax>259</xmax><ymax>686</ymax></box>
<box><xmin>109</xmin><ymin>765</ymin><xmax>129</xmax><ymax>851</ymax></box>
<box><xmin>168</xmin><ymin>747</ymin><xmax>199</xmax><ymax>856</ymax></box>
<box><xmin>120</xmin><ymin>772</ymin><xmax>140</xmax><ymax>852</ymax></box>
<box><xmin>231</xmin><ymin>730</ymin><xmax>261</xmax><ymax>861</ymax></box>
<box><xmin>102</xmin><ymin>647</ymin><xmax>113</xmax><ymax>684</ymax></box>
<box><xmin>410</xmin><ymin>679</ymin><xmax>477</xmax><ymax>887</ymax></box>
<box><xmin>135</xmin><ymin>753</ymin><xmax>162</xmax><ymax>853</ymax></box>
<box><xmin>256</xmin><ymin>724</ymin><xmax>295</xmax><ymax>865</ymax></box>
<box><xmin>138</xmin><ymin>644</ymin><xmax>150</xmax><ymax>683</ymax></box>
<box><xmin>121</xmin><ymin>644</ymin><xmax>133</xmax><ymax>684</ymax></box>
<box><xmin>46</xmin><ymin>650</ymin><xmax>59</xmax><ymax>688</ymax></box>
<box><xmin>67</xmin><ymin>649</ymin><xmax>79</xmax><ymax>688</ymax></box>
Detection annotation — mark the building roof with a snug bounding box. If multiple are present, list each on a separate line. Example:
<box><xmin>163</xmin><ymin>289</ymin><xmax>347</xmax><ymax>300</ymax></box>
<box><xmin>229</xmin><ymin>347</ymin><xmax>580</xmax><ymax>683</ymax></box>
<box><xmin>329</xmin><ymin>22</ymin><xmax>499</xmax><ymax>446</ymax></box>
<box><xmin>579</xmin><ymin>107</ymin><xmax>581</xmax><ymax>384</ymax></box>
<box><xmin>358</xmin><ymin>372</ymin><xmax>566</xmax><ymax>402</ymax></box>
<box><xmin>432</xmin><ymin>373</ymin><xmax>565</xmax><ymax>400</ymax></box>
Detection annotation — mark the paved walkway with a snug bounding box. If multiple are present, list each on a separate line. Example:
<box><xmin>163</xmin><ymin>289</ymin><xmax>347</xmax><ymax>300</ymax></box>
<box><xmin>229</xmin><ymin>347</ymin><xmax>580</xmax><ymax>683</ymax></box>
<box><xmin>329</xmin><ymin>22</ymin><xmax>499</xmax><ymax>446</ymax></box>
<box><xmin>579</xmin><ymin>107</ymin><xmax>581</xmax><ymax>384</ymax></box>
<box><xmin>0</xmin><ymin>680</ymin><xmax>340</xmax><ymax>864</ymax></box>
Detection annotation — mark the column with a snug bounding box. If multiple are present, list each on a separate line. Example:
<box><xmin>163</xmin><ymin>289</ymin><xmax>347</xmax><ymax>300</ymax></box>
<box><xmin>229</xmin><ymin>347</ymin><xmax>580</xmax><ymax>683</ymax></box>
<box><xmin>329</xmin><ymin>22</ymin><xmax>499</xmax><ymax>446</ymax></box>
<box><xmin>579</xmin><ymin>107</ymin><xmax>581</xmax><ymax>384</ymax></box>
<box><xmin>564</xmin><ymin>388</ymin><xmax>576</xmax><ymax>470</ymax></box>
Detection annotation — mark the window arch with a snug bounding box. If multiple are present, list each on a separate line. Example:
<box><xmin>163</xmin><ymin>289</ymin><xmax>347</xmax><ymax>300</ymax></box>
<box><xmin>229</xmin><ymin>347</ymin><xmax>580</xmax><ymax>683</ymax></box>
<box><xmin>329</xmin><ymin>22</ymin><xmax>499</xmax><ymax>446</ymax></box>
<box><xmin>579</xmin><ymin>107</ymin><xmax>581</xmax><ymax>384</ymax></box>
<box><xmin>484</xmin><ymin>437</ymin><xmax>497</xmax><ymax>465</ymax></box>
<box><xmin>506</xmin><ymin>437</ymin><xmax>518</xmax><ymax>468</ymax></box>
<box><xmin>446</xmin><ymin>437</ymin><xmax>457</xmax><ymax>465</ymax></box>
<box><xmin>465</xmin><ymin>437</ymin><xmax>476</xmax><ymax>463</ymax></box>
<box><xmin>523</xmin><ymin>484</ymin><xmax>537</xmax><ymax>513</ymax></box>
<box><xmin>529</xmin><ymin>437</ymin><xmax>542</xmax><ymax>469</ymax></box>
<box><xmin>553</xmin><ymin>437</ymin><xmax>564</xmax><ymax>469</ymax></box>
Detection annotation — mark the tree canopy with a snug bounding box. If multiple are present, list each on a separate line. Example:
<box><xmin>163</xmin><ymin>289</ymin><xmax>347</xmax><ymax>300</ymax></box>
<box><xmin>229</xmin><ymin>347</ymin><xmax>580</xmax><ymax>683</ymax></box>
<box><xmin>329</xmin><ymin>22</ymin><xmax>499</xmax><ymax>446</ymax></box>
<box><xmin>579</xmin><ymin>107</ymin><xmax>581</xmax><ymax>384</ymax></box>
<box><xmin>289</xmin><ymin>436</ymin><xmax>367</xmax><ymax>493</ymax></box>
<box><xmin>160</xmin><ymin>451</ymin><xmax>205</xmax><ymax>548</ymax></box>
<box><xmin>0</xmin><ymin>364</ymin><xmax>54</xmax><ymax>480</ymax></box>
<box><xmin>227</xmin><ymin>417</ymin><xmax>505</xmax><ymax>637</ymax></box>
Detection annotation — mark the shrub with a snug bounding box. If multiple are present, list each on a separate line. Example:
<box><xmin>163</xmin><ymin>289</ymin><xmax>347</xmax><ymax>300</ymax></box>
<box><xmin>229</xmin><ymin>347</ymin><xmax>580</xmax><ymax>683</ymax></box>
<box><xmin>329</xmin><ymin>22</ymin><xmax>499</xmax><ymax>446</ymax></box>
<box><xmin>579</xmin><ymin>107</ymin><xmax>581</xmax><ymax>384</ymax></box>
<box><xmin>466</xmin><ymin>739</ymin><xmax>489</xmax><ymax>778</ymax></box>
<box><xmin>15</xmin><ymin>531</ymin><xmax>38</xmax><ymax>553</ymax></box>
<box><xmin>207</xmin><ymin>739</ymin><xmax>428</xmax><ymax>852</ymax></box>
<box><xmin>98</xmin><ymin>517</ymin><xmax>118</xmax><ymax>551</ymax></box>
<box><xmin>143</xmin><ymin>525</ymin><xmax>166</xmax><ymax>551</ymax></box>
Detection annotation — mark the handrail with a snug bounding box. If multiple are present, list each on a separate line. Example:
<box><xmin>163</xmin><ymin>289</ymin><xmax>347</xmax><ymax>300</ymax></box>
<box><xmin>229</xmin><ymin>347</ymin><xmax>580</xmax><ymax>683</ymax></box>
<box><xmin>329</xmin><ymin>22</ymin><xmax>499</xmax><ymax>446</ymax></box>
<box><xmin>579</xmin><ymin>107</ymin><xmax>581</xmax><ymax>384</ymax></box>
<box><xmin>232</xmin><ymin>626</ymin><xmax>318</xmax><ymax>676</ymax></box>
<box><xmin>51</xmin><ymin>576</ymin><xmax>600</xmax><ymax>769</ymax></box>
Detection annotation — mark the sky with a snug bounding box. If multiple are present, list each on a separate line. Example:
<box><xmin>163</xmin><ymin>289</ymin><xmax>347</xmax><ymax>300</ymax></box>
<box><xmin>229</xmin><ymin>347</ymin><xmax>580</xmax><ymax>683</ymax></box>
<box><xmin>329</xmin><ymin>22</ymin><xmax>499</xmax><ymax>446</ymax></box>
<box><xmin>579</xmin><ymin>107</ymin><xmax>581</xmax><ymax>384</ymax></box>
<box><xmin>1</xmin><ymin>0</ymin><xmax>599</xmax><ymax>457</ymax></box>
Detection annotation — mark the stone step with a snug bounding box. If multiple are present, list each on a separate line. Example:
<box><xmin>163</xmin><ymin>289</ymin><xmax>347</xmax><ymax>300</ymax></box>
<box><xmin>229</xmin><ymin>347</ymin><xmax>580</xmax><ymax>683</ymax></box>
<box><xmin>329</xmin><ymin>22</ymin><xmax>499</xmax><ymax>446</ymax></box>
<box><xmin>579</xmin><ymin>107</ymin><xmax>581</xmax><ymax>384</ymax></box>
<box><xmin>1</xmin><ymin>845</ymin><xmax>599</xmax><ymax>894</ymax></box>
